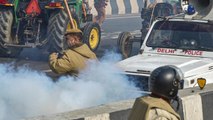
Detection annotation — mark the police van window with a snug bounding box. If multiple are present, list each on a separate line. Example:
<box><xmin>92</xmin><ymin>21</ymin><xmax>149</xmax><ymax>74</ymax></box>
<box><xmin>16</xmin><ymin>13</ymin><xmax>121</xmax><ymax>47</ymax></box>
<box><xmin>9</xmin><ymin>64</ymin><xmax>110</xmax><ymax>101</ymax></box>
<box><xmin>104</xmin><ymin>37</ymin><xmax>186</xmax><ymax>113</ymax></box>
<box><xmin>146</xmin><ymin>21</ymin><xmax>213</xmax><ymax>51</ymax></box>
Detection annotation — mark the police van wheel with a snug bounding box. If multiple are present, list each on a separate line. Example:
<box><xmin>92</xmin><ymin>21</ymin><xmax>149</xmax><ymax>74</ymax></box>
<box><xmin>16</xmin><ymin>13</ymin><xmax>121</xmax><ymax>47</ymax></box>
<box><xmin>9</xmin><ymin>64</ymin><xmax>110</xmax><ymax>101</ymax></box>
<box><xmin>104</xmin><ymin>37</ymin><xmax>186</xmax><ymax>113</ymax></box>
<box><xmin>117</xmin><ymin>32</ymin><xmax>132</xmax><ymax>59</ymax></box>
<box><xmin>83</xmin><ymin>22</ymin><xmax>101</xmax><ymax>51</ymax></box>
<box><xmin>0</xmin><ymin>7</ymin><xmax>22</xmax><ymax>57</ymax></box>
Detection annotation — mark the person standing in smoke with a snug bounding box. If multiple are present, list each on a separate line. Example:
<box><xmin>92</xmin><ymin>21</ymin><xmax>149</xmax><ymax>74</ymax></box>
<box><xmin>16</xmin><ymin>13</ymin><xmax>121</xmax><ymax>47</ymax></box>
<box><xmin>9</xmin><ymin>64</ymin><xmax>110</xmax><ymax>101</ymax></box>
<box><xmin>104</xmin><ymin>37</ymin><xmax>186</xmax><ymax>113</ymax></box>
<box><xmin>49</xmin><ymin>29</ymin><xmax>97</xmax><ymax>77</ymax></box>
<box><xmin>128</xmin><ymin>65</ymin><xmax>182</xmax><ymax>120</ymax></box>
<box><xmin>93</xmin><ymin>0</ymin><xmax>108</xmax><ymax>31</ymax></box>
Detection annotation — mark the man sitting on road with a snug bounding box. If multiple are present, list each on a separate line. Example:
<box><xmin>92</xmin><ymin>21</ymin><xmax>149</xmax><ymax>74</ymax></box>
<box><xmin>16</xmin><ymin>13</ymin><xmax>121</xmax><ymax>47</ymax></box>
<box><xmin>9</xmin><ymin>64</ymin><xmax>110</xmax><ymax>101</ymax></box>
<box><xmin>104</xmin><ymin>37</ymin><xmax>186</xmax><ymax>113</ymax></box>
<box><xmin>128</xmin><ymin>65</ymin><xmax>182</xmax><ymax>120</ymax></box>
<box><xmin>49</xmin><ymin>29</ymin><xmax>97</xmax><ymax>77</ymax></box>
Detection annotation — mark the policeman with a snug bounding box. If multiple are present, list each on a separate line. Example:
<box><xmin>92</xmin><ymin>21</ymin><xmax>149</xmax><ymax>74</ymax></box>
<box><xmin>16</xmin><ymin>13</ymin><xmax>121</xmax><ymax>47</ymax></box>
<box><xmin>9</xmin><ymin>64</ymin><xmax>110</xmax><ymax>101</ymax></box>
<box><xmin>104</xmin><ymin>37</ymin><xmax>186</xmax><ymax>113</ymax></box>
<box><xmin>128</xmin><ymin>65</ymin><xmax>182</xmax><ymax>120</ymax></box>
<box><xmin>49</xmin><ymin>28</ymin><xmax>97</xmax><ymax>76</ymax></box>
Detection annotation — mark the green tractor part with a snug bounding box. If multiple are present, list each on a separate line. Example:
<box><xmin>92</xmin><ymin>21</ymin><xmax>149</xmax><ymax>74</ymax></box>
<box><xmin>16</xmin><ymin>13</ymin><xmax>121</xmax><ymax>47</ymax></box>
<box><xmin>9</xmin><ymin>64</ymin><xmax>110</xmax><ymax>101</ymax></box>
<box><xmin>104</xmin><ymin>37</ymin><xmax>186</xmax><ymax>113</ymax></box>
<box><xmin>0</xmin><ymin>0</ymin><xmax>101</xmax><ymax>57</ymax></box>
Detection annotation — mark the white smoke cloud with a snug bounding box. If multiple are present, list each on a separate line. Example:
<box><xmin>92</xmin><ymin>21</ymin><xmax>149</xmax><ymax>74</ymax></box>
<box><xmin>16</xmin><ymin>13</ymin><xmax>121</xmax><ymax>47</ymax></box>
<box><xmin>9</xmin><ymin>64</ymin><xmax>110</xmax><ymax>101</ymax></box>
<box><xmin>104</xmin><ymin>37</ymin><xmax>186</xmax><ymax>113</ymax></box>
<box><xmin>0</xmin><ymin>52</ymin><xmax>141</xmax><ymax>120</ymax></box>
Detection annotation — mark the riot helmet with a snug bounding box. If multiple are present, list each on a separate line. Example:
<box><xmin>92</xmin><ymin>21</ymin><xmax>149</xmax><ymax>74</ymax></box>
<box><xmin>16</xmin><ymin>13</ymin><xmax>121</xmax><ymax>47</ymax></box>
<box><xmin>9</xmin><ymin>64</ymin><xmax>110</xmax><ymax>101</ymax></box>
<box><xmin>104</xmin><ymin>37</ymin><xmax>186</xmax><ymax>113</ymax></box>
<box><xmin>149</xmin><ymin>65</ymin><xmax>184</xmax><ymax>100</ymax></box>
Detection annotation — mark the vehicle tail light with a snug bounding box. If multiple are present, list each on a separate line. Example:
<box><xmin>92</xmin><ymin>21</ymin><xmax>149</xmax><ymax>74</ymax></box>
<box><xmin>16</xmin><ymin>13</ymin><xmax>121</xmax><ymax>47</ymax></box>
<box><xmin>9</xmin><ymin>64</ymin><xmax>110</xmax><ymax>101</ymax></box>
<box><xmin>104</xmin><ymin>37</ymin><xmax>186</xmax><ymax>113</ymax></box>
<box><xmin>48</xmin><ymin>2</ymin><xmax>62</xmax><ymax>7</ymax></box>
<box><xmin>25</xmin><ymin>0</ymin><xmax>41</xmax><ymax>16</ymax></box>
<box><xmin>0</xmin><ymin>0</ymin><xmax>8</xmax><ymax>4</ymax></box>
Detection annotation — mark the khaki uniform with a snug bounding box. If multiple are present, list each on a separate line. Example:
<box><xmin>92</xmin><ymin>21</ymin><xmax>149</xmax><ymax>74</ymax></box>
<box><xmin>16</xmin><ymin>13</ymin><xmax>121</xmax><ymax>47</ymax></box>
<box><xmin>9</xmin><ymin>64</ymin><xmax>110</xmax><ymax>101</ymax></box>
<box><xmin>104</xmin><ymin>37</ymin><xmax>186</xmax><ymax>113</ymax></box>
<box><xmin>128</xmin><ymin>96</ymin><xmax>180</xmax><ymax>120</ymax></box>
<box><xmin>49</xmin><ymin>44</ymin><xmax>97</xmax><ymax>76</ymax></box>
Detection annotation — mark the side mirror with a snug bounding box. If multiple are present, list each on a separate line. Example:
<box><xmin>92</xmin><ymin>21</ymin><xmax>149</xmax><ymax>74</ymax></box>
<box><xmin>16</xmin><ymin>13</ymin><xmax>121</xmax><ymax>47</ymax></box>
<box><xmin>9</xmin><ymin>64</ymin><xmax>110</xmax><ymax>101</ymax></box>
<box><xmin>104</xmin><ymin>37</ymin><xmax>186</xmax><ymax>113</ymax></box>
<box><xmin>197</xmin><ymin>78</ymin><xmax>206</xmax><ymax>90</ymax></box>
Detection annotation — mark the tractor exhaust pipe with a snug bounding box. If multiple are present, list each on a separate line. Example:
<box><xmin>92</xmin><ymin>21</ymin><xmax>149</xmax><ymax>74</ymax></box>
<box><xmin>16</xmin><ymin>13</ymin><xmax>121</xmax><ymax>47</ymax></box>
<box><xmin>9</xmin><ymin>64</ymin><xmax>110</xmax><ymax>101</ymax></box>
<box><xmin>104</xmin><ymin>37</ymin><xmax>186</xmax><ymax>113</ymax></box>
<box><xmin>182</xmin><ymin>0</ymin><xmax>213</xmax><ymax>19</ymax></box>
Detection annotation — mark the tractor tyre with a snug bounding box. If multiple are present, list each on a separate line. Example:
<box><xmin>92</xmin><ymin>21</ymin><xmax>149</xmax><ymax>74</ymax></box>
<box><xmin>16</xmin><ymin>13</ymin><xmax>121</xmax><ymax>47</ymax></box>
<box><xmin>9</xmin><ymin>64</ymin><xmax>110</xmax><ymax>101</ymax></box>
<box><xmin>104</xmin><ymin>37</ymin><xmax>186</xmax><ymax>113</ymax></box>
<box><xmin>67</xmin><ymin>12</ymin><xmax>80</xmax><ymax>30</ymax></box>
<box><xmin>0</xmin><ymin>7</ymin><xmax>22</xmax><ymax>57</ymax></box>
<box><xmin>46</xmin><ymin>10</ymin><xmax>79</xmax><ymax>53</ymax></box>
<box><xmin>117</xmin><ymin>32</ymin><xmax>132</xmax><ymax>59</ymax></box>
<box><xmin>83</xmin><ymin>22</ymin><xmax>101</xmax><ymax>51</ymax></box>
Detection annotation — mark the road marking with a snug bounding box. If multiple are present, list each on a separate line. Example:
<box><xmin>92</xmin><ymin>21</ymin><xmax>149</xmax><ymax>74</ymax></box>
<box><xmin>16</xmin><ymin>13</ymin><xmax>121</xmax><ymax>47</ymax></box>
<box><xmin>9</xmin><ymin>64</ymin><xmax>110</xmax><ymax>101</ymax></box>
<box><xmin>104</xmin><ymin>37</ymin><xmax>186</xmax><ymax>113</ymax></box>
<box><xmin>106</xmin><ymin>15</ymin><xmax>140</xmax><ymax>20</ymax></box>
<box><xmin>131</xmin><ymin>0</ymin><xmax>139</xmax><ymax>14</ymax></box>
<box><xmin>101</xmin><ymin>30</ymin><xmax>141</xmax><ymax>40</ymax></box>
<box><xmin>117</xmin><ymin>0</ymin><xmax>125</xmax><ymax>14</ymax></box>
<box><xmin>89</xmin><ymin>0</ymin><xmax>143</xmax><ymax>15</ymax></box>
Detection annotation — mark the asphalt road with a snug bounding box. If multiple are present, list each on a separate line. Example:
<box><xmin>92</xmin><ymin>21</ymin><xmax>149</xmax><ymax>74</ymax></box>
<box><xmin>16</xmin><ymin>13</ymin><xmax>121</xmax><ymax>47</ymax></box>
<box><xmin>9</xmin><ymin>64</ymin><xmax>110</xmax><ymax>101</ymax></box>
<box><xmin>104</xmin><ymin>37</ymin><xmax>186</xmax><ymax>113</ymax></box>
<box><xmin>0</xmin><ymin>14</ymin><xmax>142</xmax><ymax>76</ymax></box>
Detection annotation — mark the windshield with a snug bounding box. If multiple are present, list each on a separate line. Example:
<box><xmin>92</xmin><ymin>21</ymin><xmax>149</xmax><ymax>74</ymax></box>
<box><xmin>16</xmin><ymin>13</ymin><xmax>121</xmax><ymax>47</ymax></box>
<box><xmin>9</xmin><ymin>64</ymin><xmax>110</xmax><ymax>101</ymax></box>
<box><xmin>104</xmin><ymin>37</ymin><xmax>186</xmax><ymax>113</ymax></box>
<box><xmin>146</xmin><ymin>21</ymin><xmax>213</xmax><ymax>51</ymax></box>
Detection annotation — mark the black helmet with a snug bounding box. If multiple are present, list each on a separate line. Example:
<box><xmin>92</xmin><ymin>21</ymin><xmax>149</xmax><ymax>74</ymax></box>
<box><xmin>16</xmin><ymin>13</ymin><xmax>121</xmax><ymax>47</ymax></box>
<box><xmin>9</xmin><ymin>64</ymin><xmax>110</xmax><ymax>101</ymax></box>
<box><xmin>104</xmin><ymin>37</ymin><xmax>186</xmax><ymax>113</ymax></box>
<box><xmin>149</xmin><ymin>65</ymin><xmax>183</xmax><ymax>100</ymax></box>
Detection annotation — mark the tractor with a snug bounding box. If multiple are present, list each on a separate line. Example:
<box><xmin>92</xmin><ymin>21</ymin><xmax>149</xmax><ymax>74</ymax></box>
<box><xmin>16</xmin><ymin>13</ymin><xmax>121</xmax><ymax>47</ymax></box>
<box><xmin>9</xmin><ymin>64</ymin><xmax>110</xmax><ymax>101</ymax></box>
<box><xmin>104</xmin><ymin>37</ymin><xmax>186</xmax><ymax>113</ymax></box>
<box><xmin>117</xmin><ymin>0</ymin><xmax>182</xmax><ymax>59</ymax></box>
<box><xmin>0</xmin><ymin>0</ymin><xmax>101</xmax><ymax>57</ymax></box>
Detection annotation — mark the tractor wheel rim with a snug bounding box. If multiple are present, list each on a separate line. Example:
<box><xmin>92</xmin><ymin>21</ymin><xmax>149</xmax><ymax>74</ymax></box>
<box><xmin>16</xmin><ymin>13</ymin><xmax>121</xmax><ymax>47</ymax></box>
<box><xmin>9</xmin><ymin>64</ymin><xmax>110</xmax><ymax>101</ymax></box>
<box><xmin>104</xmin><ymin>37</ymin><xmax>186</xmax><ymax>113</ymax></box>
<box><xmin>89</xmin><ymin>27</ymin><xmax>99</xmax><ymax>49</ymax></box>
<box><xmin>67</xmin><ymin>19</ymin><xmax>78</xmax><ymax>30</ymax></box>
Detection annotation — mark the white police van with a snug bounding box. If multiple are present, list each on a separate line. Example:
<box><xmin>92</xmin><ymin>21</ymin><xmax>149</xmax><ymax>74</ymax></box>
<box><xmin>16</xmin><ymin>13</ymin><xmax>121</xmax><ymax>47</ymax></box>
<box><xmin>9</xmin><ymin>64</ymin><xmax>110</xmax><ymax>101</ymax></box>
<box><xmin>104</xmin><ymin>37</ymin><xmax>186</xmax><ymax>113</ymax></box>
<box><xmin>116</xmin><ymin>0</ymin><xmax>213</xmax><ymax>90</ymax></box>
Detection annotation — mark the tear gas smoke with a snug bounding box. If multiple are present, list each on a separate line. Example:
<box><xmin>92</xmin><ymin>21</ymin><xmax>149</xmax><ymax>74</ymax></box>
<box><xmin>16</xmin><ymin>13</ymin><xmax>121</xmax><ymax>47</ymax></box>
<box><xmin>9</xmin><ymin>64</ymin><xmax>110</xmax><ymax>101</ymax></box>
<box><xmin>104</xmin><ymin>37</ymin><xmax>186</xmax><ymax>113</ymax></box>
<box><xmin>0</xmin><ymin>52</ymin><xmax>141</xmax><ymax>120</ymax></box>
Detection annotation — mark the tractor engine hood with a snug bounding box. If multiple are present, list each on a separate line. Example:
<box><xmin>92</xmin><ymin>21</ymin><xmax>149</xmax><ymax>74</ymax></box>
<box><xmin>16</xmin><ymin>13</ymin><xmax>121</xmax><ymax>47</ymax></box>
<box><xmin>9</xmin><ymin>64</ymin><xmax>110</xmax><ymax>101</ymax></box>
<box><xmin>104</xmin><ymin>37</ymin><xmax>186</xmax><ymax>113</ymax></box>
<box><xmin>116</xmin><ymin>54</ymin><xmax>213</xmax><ymax>78</ymax></box>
